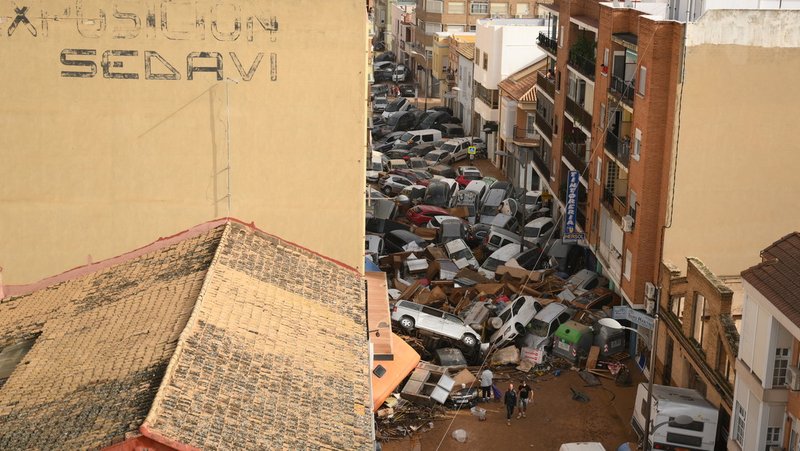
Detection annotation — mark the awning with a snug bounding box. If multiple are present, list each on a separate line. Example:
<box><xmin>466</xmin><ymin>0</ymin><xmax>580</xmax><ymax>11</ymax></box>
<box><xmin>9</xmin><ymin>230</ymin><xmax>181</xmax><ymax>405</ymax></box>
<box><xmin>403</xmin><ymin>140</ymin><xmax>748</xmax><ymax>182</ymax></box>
<box><xmin>372</xmin><ymin>334</ymin><xmax>421</xmax><ymax>411</ymax></box>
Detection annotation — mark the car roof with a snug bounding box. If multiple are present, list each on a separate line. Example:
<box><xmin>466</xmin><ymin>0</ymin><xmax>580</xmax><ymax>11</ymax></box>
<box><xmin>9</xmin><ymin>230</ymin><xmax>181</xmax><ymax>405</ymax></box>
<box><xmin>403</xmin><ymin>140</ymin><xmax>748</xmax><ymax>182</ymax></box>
<box><xmin>445</xmin><ymin>238</ymin><xmax>468</xmax><ymax>251</ymax></box>
<box><xmin>535</xmin><ymin>302</ymin><xmax>568</xmax><ymax>321</ymax></box>
<box><xmin>490</xmin><ymin>243</ymin><xmax>523</xmax><ymax>259</ymax></box>
<box><xmin>526</xmin><ymin>217</ymin><xmax>554</xmax><ymax>227</ymax></box>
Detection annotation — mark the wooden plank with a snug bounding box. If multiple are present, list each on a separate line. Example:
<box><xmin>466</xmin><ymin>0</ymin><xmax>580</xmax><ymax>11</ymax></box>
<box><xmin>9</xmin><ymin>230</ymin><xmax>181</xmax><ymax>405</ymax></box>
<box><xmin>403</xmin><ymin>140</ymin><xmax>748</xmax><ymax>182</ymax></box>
<box><xmin>586</xmin><ymin>345</ymin><xmax>600</xmax><ymax>370</ymax></box>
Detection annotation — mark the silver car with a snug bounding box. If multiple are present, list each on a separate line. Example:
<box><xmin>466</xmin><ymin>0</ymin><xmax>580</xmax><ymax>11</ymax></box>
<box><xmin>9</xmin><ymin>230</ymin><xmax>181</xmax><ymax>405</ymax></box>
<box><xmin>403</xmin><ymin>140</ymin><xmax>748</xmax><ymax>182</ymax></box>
<box><xmin>391</xmin><ymin>300</ymin><xmax>482</xmax><ymax>347</ymax></box>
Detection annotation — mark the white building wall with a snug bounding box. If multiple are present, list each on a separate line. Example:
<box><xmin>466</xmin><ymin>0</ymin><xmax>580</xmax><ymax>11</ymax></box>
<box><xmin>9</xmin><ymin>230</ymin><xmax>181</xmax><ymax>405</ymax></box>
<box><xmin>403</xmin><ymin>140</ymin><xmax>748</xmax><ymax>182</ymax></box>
<box><xmin>457</xmin><ymin>54</ymin><xmax>474</xmax><ymax>134</ymax></box>
<box><xmin>473</xmin><ymin>19</ymin><xmax>546</xmax><ymax>89</ymax></box>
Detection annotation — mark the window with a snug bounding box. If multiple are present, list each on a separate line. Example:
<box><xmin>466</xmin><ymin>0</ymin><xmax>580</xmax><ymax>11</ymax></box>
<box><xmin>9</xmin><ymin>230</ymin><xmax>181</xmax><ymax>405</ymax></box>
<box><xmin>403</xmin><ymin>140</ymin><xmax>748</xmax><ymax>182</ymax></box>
<box><xmin>526</xmin><ymin>113</ymin><xmax>535</xmax><ymax>132</ymax></box>
<box><xmin>628</xmin><ymin>189</ymin><xmax>637</xmax><ymax>220</ymax></box>
<box><xmin>490</xmin><ymin>2</ymin><xmax>508</xmax><ymax>15</ymax></box>
<box><xmin>595</xmin><ymin>158</ymin><xmax>602</xmax><ymax>184</ymax></box>
<box><xmin>475</xmin><ymin>49</ymin><xmax>481</xmax><ymax>66</ymax></box>
<box><xmin>516</xmin><ymin>3</ymin><xmax>529</xmax><ymax>15</ymax></box>
<box><xmin>559</xmin><ymin>25</ymin><xmax>564</xmax><ymax>48</ymax></box>
<box><xmin>790</xmin><ymin>427</ymin><xmax>798</xmax><ymax>451</ymax></box>
<box><xmin>599</xmin><ymin>103</ymin><xmax>606</xmax><ymax>131</ymax></box>
<box><xmin>773</xmin><ymin>348</ymin><xmax>790</xmax><ymax>387</ymax></box>
<box><xmin>427</xmin><ymin>0</ymin><xmax>444</xmax><ymax>13</ymax></box>
<box><xmin>670</xmin><ymin>295</ymin><xmax>685</xmax><ymax>323</ymax></box>
<box><xmin>446</xmin><ymin>24</ymin><xmax>466</xmax><ymax>32</ymax></box>
<box><xmin>624</xmin><ymin>249</ymin><xmax>632</xmax><ymax>280</ymax></box>
<box><xmin>603</xmin><ymin>48</ymin><xmax>609</xmax><ymax>68</ymax></box>
<box><xmin>767</xmin><ymin>426</ymin><xmax>781</xmax><ymax>447</ymax></box>
<box><xmin>470</xmin><ymin>1</ymin><xmax>489</xmax><ymax>14</ymax></box>
<box><xmin>448</xmin><ymin>1</ymin><xmax>465</xmax><ymax>13</ymax></box>
<box><xmin>633</xmin><ymin>128</ymin><xmax>642</xmax><ymax>160</ymax></box>
<box><xmin>0</xmin><ymin>334</ymin><xmax>40</xmax><ymax>388</ymax></box>
<box><xmin>733</xmin><ymin>402</ymin><xmax>746</xmax><ymax>446</ymax></box>
<box><xmin>638</xmin><ymin>66</ymin><xmax>647</xmax><ymax>96</ymax></box>
<box><xmin>483</xmin><ymin>52</ymin><xmax>488</xmax><ymax>70</ymax></box>
<box><xmin>425</xmin><ymin>22</ymin><xmax>443</xmax><ymax>35</ymax></box>
<box><xmin>692</xmin><ymin>293</ymin><xmax>706</xmax><ymax>345</ymax></box>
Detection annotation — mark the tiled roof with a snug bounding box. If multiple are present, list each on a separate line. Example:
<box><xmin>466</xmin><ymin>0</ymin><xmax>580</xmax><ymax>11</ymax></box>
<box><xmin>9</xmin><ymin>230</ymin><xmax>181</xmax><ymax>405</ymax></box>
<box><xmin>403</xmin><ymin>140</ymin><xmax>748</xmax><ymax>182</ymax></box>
<box><xmin>499</xmin><ymin>70</ymin><xmax>539</xmax><ymax>102</ymax></box>
<box><xmin>456</xmin><ymin>42</ymin><xmax>475</xmax><ymax>60</ymax></box>
<box><xmin>741</xmin><ymin>232</ymin><xmax>800</xmax><ymax>327</ymax></box>
<box><xmin>0</xmin><ymin>221</ymin><xmax>373</xmax><ymax>450</ymax></box>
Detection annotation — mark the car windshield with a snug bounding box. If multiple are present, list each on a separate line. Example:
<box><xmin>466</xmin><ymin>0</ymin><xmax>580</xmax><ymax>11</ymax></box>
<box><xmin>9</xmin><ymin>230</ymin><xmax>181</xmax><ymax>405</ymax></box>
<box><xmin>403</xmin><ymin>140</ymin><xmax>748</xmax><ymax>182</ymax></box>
<box><xmin>464</xmin><ymin>173</ymin><xmax>481</xmax><ymax>180</ymax></box>
<box><xmin>525</xmin><ymin>226</ymin><xmax>541</xmax><ymax>236</ymax></box>
<box><xmin>528</xmin><ymin>319</ymin><xmax>549</xmax><ymax>336</ymax></box>
<box><xmin>413</xmin><ymin>170</ymin><xmax>432</xmax><ymax>179</ymax></box>
<box><xmin>385</xmin><ymin>100</ymin><xmax>403</xmax><ymax>113</ymax></box>
<box><xmin>424</xmin><ymin>153</ymin><xmax>440</xmax><ymax>163</ymax></box>
<box><xmin>424</xmin><ymin>185</ymin><xmax>448</xmax><ymax>205</ymax></box>
<box><xmin>370</xmin><ymin>161</ymin><xmax>382</xmax><ymax>171</ymax></box>
<box><xmin>386</xmin><ymin>114</ymin><xmax>402</xmax><ymax>126</ymax></box>
<box><xmin>399</xmin><ymin>132</ymin><xmax>414</xmax><ymax>141</ymax></box>
<box><xmin>441</xmin><ymin>143</ymin><xmax>457</xmax><ymax>152</ymax></box>
<box><xmin>482</xmin><ymin>257</ymin><xmax>503</xmax><ymax>272</ymax></box>
<box><xmin>449</xmin><ymin>247</ymin><xmax>472</xmax><ymax>261</ymax></box>
<box><xmin>480</xmin><ymin>204</ymin><xmax>498</xmax><ymax>216</ymax></box>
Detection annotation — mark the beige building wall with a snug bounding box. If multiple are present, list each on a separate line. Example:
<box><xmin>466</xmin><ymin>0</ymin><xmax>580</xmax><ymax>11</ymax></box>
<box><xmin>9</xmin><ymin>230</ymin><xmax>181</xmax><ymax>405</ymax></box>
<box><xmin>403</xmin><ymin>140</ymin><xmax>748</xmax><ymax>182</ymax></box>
<box><xmin>0</xmin><ymin>1</ymin><xmax>368</xmax><ymax>284</ymax></box>
<box><xmin>663</xmin><ymin>10</ymin><xmax>800</xmax><ymax>277</ymax></box>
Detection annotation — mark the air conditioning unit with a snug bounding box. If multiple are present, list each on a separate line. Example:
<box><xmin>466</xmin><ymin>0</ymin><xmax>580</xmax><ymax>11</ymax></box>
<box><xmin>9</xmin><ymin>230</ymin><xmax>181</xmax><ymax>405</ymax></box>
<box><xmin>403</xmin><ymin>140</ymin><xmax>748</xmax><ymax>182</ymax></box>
<box><xmin>786</xmin><ymin>366</ymin><xmax>800</xmax><ymax>390</ymax></box>
<box><xmin>622</xmin><ymin>215</ymin><xmax>635</xmax><ymax>232</ymax></box>
<box><xmin>645</xmin><ymin>282</ymin><xmax>656</xmax><ymax>300</ymax></box>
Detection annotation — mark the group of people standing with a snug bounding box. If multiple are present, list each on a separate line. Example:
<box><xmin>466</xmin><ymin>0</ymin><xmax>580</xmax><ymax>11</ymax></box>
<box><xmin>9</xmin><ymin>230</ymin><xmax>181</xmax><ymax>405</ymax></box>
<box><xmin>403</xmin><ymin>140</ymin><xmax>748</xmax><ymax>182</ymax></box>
<box><xmin>480</xmin><ymin>369</ymin><xmax>533</xmax><ymax>426</ymax></box>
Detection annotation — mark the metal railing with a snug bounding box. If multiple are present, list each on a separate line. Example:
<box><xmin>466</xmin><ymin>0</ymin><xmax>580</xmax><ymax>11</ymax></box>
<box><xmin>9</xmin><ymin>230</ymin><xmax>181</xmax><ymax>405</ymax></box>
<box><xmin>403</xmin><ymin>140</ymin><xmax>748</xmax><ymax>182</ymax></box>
<box><xmin>567</xmin><ymin>50</ymin><xmax>596</xmax><ymax>81</ymax></box>
<box><xmin>536</xmin><ymin>70</ymin><xmax>555</xmax><ymax>99</ymax></box>
<box><xmin>530</xmin><ymin>148</ymin><xmax>551</xmax><ymax>181</ymax></box>
<box><xmin>562</xmin><ymin>142</ymin><xmax>588</xmax><ymax>173</ymax></box>
<box><xmin>610</xmin><ymin>75</ymin><xmax>635</xmax><ymax>106</ymax></box>
<box><xmin>565</xmin><ymin>96</ymin><xmax>592</xmax><ymax>130</ymax></box>
<box><xmin>604</xmin><ymin>130</ymin><xmax>630</xmax><ymax>166</ymax></box>
<box><xmin>474</xmin><ymin>82</ymin><xmax>498</xmax><ymax>109</ymax></box>
<box><xmin>536</xmin><ymin>32</ymin><xmax>558</xmax><ymax>55</ymax></box>
<box><xmin>602</xmin><ymin>188</ymin><xmax>628</xmax><ymax>220</ymax></box>
<box><xmin>534</xmin><ymin>110</ymin><xmax>553</xmax><ymax>140</ymax></box>
<box><xmin>513</xmin><ymin>125</ymin><xmax>538</xmax><ymax>142</ymax></box>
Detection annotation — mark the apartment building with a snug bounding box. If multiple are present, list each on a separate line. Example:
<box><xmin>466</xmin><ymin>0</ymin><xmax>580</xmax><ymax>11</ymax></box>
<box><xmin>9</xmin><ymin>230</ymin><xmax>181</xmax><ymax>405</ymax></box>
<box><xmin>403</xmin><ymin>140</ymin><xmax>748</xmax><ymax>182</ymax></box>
<box><xmin>733</xmin><ymin>232</ymin><xmax>800</xmax><ymax>451</ymax></box>
<box><xmin>451</xmin><ymin>39</ymin><xmax>477</xmax><ymax>133</ymax></box>
<box><xmin>412</xmin><ymin>0</ymin><xmax>540</xmax><ymax>97</ymax></box>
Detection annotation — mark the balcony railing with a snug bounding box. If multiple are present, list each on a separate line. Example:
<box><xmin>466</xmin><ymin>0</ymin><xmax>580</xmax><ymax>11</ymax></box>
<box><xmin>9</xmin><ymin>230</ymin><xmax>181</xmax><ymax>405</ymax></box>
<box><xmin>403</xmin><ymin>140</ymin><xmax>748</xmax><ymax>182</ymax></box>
<box><xmin>536</xmin><ymin>70</ymin><xmax>555</xmax><ymax>100</ymax></box>
<box><xmin>610</xmin><ymin>75</ymin><xmax>635</xmax><ymax>107</ymax></box>
<box><xmin>568</xmin><ymin>50</ymin><xmax>596</xmax><ymax>81</ymax></box>
<box><xmin>474</xmin><ymin>83</ymin><xmax>499</xmax><ymax>109</ymax></box>
<box><xmin>536</xmin><ymin>32</ymin><xmax>558</xmax><ymax>56</ymax></box>
<box><xmin>513</xmin><ymin>126</ymin><xmax>539</xmax><ymax>143</ymax></box>
<box><xmin>530</xmin><ymin>148</ymin><xmax>551</xmax><ymax>181</ymax></box>
<box><xmin>602</xmin><ymin>188</ymin><xmax>628</xmax><ymax>221</ymax></box>
<box><xmin>565</xmin><ymin>96</ymin><xmax>592</xmax><ymax>130</ymax></box>
<box><xmin>562</xmin><ymin>142</ymin><xmax>588</xmax><ymax>173</ymax></box>
<box><xmin>604</xmin><ymin>130</ymin><xmax>630</xmax><ymax>166</ymax></box>
<box><xmin>534</xmin><ymin>110</ymin><xmax>553</xmax><ymax>140</ymax></box>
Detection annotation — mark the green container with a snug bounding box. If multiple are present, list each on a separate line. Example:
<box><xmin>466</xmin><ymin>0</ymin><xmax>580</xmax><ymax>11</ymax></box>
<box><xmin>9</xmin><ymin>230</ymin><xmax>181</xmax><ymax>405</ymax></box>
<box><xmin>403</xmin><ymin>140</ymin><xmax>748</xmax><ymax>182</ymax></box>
<box><xmin>553</xmin><ymin>320</ymin><xmax>594</xmax><ymax>364</ymax></box>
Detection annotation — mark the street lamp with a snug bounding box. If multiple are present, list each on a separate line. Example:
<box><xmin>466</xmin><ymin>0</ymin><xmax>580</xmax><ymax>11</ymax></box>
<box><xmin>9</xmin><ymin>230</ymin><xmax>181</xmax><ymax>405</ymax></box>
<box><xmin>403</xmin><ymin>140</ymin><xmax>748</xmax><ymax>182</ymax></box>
<box><xmin>598</xmin><ymin>315</ymin><xmax>661</xmax><ymax>451</ymax></box>
<box><xmin>409</xmin><ymin>49</ymin><xmax>429</xmax><ymax>111</ymax></box>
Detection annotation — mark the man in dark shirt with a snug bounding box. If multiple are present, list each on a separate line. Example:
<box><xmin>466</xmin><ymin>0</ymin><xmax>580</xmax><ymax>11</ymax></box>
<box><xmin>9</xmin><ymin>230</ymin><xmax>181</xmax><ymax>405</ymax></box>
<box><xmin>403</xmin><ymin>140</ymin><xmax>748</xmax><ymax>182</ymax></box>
<box><xmin>504</xmin><ymin>383</ymin><xmax>517</xmax><ymax>426</ymax></box>
<box><xmin>518</xmin><ymin>380</ymin><xmax>531</xmax><ymax>418</ymax></box>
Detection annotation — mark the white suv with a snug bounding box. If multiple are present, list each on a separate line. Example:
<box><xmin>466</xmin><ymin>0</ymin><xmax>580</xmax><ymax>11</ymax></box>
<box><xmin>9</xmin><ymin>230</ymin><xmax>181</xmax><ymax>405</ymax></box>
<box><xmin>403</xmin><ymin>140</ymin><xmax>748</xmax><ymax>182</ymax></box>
<box><xmin>488</xmin><ymin>295</ymin><xmax>545</xmax><ymax>348</ymax></box>
<box><xmin>391</xmin><ymin>300</ymin><xmax>482</xmax><ymax>347</ymax></box>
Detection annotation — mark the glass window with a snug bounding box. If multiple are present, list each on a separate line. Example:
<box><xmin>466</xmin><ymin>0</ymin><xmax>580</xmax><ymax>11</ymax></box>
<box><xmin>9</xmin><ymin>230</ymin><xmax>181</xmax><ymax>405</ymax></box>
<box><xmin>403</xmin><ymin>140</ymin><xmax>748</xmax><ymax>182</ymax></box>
<box><xmin>633</xmin><ymin>128</ymin><xmax>642</xmax><ymax>160</ymax></box>
<box><xmin>516</xmin><ymin>3</ymin><xmax>529</xmax><ymax>15</ymax></box>
<box><xmin>733</xmin><ymin>402</ymin><xmax>746</xmax><ymax>446</ymax></box>
<box><xmin>470</xmin><ymin>1</ymin><xmax>489</xmax><ymax>14</ymax></box>
<box><xmin>595</xmin><ymin>158</ymin><xmax>602</xmax><ymax>184</ymax></box>
<box><xmin>624</xmin><ymin>249</ymin><xmax>632</xmax><ymax>280</ymax></box>
<box><xmin>490</xmin><ymin>2</ymin><xmax>508</xmax><ymax>14</ymax></box>
<box><xmin>639</xmin><ymin>66</ymin><xmax>647</xmax><ymax>96</ymax></box>
<box><xmin>448</xmin><ymin>1</ymin><xmax>465</xmax><ymax>14</ymax></box>
<box><xmin>483</xmin><ymin>53</ymin><xmax>488</xmax><ymax>70</ymax></box>
<box><xmin>692</xmin><ymin>293</ymin><xmax>706</xmax><ymax>344</ymax></box>
<box><xmin>670</xmin><ymin>295</ymin><xmax>686</xmax><ymax>323</ymax></box>
<box><xmin>628</xmin><ymin>189</ymin><xmax>637</xmax><ymax>219</ymax></box>
<box><xmin>767</xmin><ymin>426</ymin><xmax>781</xmax><ymax>445</ymax></box>
<box><xmin>773</xmin><ymin>348</ymin><xmax>790</xmax><ymax>387</ymax></box>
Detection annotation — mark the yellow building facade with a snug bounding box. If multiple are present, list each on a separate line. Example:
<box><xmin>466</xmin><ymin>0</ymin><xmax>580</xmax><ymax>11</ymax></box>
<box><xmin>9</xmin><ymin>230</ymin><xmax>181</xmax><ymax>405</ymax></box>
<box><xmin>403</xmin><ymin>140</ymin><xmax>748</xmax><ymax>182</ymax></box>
<box><xmin>0</xmin><ymin>0</ymin><xmax>368</xmax><ymax>284</ymax></box>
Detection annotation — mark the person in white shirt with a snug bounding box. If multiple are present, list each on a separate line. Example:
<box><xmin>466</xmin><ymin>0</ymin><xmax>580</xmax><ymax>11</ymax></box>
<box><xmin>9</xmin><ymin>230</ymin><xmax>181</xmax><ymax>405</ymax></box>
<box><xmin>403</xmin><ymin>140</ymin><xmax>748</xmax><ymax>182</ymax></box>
<box><xmin>479</xmin><ymin>368</ymin><xmax>494</xmax><ymax>401</ymax></box>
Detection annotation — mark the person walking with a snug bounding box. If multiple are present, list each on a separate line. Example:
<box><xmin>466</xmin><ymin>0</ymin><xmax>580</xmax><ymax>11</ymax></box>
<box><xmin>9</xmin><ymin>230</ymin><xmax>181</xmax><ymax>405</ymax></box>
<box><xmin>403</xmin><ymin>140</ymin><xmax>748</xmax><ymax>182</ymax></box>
<box><xmin>517</xmin><ymin>380</ymin><xmax>530</xmax><ymax>419</ymax></box>
<box><xmin>504</xmin><ymin>383</ymin><xmax>517</xmax><ymax>426</ymax></box>
<box><xmin>479</xmin><ymin>368</ymin><xmax>494</xmax><ymax>401</ymax></box>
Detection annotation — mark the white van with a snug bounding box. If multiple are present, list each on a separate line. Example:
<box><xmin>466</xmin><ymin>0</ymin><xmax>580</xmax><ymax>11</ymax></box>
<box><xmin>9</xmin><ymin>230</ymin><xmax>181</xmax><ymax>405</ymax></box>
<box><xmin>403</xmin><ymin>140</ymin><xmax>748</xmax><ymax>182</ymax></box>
<box><xmin>632</xmin><ymin>383</ymin><xmax>718</xmax><ymax>451</ymax></box>
<box><xmin>393</xmin><ymin>129</ymin><xmax>443</xmax><ymax>147</ymax></box>
<box><xmin>367</xmin><ymin>150</ymin><xmax>387</xmax><ymax>182</ymax></box>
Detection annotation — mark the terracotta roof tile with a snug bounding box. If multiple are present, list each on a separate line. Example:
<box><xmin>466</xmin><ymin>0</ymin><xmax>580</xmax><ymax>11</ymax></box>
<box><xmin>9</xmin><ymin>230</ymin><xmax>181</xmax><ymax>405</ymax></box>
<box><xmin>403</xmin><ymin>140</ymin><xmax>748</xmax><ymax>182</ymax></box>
<box><xmin>741</xmin><ymin>232</ymin><xmax>800</xmax><ymax>327</ymax></box>
<box><xmin>0</xmin><ymin>221</ymin><xmax>373</xmax><ymax>450</ymax></box>
<box><xmin>456</xmin><ymin>42</ymin><xmax>475</xmax><ymax>60</ymax></box>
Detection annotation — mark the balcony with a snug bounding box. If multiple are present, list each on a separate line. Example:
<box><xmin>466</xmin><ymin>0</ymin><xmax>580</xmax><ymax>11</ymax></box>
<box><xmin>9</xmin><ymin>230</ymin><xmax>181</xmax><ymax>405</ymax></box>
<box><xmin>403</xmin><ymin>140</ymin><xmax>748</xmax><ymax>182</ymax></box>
<box><xmin>568</xmin><ymin>50</ymin><xmax>595</xmax><ymax>81</ymax></box>
<box><xmin>513</xmin><ymin>126</ymin><xmax>539</xmax><ymax>145</ymax></box>
<box><xmin>530</xmin><ymin>148</ymin><xmax>551</xmax><ymax>181</ymax></box>
<box><xmin>604</xmin><ymin>130</ymin><xmax>630</xmax><ymax>166</ymax></box>
<box><xmin>602</xmin><ymin>188</ymin><xmax>628</xmax><ymax>221</ymax></box>
<box><xmin>609</xmin><ymin>75</ymin><xmax>635</xmax><ymax>107</ymax></box>
<box><xmin>565</xmin><ymin>96</ymin><xmax>592</xmax><ymax>131</ymax></box>
<box><xmin>562</xmin><ymin>142</ymin><xmax>588</xmax><ymax>173</ymax></box>
<box><xmin>474</xmin><ymin>83</ymin><xmax>499</xmax><ymax>109</ymax></box>
<box><xmin>537</xmin><ymin>32</ymin><xmax>558</xmax><ymax>56</ymax></box>
<box><xmin>536</xmin><ymin>70</ymin><xmax>555</xmax><ymax>100</ymax></box>
<box><xmin>534</xmin><ymin>110</ymin><xmax>553</xmax><ymax>141</ymax></box>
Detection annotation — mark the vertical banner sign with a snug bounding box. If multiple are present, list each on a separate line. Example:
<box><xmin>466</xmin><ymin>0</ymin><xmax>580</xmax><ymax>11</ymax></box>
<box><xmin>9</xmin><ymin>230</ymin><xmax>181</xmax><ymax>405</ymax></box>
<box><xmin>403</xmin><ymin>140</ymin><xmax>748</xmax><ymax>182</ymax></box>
<box><xmin>563</xmin><ymin>170</ymin><xmax>585</xmax><ymax>242</ymax></box>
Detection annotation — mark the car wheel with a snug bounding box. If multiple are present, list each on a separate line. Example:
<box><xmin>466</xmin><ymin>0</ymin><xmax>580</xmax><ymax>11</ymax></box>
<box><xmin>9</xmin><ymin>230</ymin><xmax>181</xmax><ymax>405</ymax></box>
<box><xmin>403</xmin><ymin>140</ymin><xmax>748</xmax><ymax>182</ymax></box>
<box><xmin>382</xmin><ymin>186</ymin><xmax>393</xmax><ymax>195</ymax></box>
<box><xmin>399</xmin><ymin>316</ymin><xmax>415</xmax><ymax>332</ymax></box>
<box><xmin>462</xmin><ymin>334</ymin><xmax>478</xmax><ymax>347</ymax></box>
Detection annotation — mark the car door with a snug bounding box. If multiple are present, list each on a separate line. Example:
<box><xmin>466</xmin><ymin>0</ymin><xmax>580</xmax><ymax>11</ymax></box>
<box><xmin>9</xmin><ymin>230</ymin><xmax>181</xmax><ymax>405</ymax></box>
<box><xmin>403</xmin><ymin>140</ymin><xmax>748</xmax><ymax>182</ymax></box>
<box><xmin>442</xmin><ymin>313</ymin><xmax>466</xmax><ymax>340</ymax></box>
<box><xmin>419</xmin><ymin>306</ymin><xmax>445</xmax><ymax>334</ymax></box>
